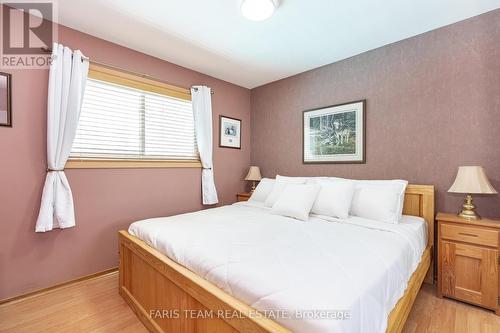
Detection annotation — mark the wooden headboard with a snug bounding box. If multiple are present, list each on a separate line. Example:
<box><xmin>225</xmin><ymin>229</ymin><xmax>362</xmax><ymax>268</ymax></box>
<box><xmin>403</xmin><ymin>184</ymin><xmax>435</xmax><ymax>282</ymax></box>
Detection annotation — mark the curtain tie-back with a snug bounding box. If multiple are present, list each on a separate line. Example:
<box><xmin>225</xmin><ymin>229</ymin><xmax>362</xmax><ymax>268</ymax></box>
<box><xmin>46</xmin><ymin>168</ymin><xmax>64</xmax><ymax>172</ymax></box>
<box><xmin>202</xmin><ymin>167</ymin><xmax>212</xmax><ymax>170</ymax></box>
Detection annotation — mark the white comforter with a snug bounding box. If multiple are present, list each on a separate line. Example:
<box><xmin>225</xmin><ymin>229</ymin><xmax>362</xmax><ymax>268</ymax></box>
<box><xmin>129</xmin><ymin>202</ymin><xmax>427</xmax><ymax>333</ymax></box>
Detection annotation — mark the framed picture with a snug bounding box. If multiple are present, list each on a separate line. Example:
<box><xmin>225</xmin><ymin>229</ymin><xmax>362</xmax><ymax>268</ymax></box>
<box><xmin>219</xmin><ymin>115</ymin><xmax>241</xmax><ymax>149</ymax></box>
<box><xmin>303</xmin><ymin>100</ymin><xmax>366</xmax><ymax>164</ymax></box>
<box><xmin>0</xmin><ymin>72</ymin><xmax>12</xmax><ymax>127</ymax></box>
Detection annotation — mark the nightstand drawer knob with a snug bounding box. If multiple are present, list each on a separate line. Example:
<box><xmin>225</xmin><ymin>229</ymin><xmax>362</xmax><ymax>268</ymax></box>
<box><xmin>458</xmin><ymin>232</ymin><xmax>478</xmax><ymax>237</ymax></box>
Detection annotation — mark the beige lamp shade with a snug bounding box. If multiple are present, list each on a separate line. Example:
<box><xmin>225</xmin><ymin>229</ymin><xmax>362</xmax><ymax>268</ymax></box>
<box><xmin>245</xmin><ymin>166</ymin><xmax>262</xmax><ymax>181</ymax></box>
<box><xmin>448</xmin><ymin>166</ymin><xmax>497</xmax><ymax>194</ymax></box>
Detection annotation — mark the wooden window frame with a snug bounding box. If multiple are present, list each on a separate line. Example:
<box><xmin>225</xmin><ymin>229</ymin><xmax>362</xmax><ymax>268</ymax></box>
<box><xmin>66</xmin><ymin>64</ymin><xmax>201</xmax><ymax>169</ymax></box>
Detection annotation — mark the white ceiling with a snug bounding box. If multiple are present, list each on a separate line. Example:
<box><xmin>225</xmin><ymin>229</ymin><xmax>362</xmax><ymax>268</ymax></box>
<box><xmin>56</xmin><ymin>0</ymin><xmax>500</xmax><ymax>89</ymax></box>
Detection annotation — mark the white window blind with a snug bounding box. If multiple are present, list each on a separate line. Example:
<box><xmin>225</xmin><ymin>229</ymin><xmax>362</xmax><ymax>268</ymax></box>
<box><xmin>71</xmin><ymin>78</ymin><xmax>198</xmax><ymax>161</ymax></box>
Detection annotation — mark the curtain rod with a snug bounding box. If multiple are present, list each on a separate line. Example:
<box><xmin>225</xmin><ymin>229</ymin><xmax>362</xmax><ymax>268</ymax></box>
<box><xmin>41</xmin><ymin>47</ymin><xmax>90</xmax><ymax>61</ymax></box>
<box><xmin>41</xmin><ymin>47</ymin><xmax>214</xmax><ymax>95</ymax></box>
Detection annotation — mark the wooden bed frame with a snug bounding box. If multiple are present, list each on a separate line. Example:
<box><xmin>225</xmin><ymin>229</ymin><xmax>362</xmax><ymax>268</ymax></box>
<box><xmin>119</xmin><ymin>184</ymin><xmax>435</xmax><ymax>333</ymax></box>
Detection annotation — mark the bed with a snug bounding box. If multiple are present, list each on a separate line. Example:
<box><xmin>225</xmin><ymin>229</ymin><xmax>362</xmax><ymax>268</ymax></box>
<box><xmin>118</xmin><ymin>184</ymin><xmax>434</xmax><ymax>333</ymax></box>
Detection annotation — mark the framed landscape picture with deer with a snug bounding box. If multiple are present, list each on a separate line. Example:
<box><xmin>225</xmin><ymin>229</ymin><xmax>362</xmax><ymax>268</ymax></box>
<box><xmin>303</xmin><ymin>100</ymin><xmax>366</xmax><ymax>164</ymax></box>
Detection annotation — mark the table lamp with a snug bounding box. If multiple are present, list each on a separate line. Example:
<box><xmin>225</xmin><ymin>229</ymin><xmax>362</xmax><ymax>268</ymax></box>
<box><xmin>448</xmin><ymin>166</ymin><xmax>497</xmax><ymax>220</ymax></box>
<box><xmin>245</xmin><ymin>166</ymin><xmax>262</xmax><ymax>192</ymax></box>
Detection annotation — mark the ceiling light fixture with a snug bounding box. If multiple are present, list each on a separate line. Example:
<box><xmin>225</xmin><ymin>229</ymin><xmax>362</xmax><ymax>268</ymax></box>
<box><xmin>241</xmin><ymin>0</ymin><xmax>277</xmax><ymax>21</ymax></box>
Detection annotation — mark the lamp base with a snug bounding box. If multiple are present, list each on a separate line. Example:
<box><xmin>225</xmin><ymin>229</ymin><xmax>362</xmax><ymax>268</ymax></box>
<box><xmin>457</xmin><ymin>194</ymin><xmax>480</xmax><ymax>220</ymax></box>
<box><xmin>251</xmin><ymin>181</ymin><xmax>256</xmax><ymax>193</ymax></box>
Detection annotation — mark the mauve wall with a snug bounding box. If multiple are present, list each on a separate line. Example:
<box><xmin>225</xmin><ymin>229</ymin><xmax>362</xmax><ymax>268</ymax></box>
<box><xmin>0</xmin><ymin>24</ymin><xmax>250</xmax><ymax>299</ymax></box>
<box><xmin>251</xmin><ymin>10</ymin><xmax>500</xmax><ymax>217</ymax></box>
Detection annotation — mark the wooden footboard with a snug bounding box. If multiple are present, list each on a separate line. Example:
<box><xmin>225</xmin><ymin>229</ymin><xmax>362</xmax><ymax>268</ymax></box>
<box><xmin>119</xmin><ymin>230</ymin><xmax>291</xmax><ymax>333</ymax></box>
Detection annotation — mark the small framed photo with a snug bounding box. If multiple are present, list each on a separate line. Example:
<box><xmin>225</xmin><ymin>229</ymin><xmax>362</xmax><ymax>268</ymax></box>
<box><xmin>0</xmin><ymin>72</ymin><xmax>12</xmax><ymax>127</ymax></box>
<box><xmin>303</xmin><ymin>100</ymin><xmax>366</xmax><ymax>164</ymax></box>
<box><xmin>219</xmin><ymin>115</ymin><xmax>241</xmax><ymax>149</ymax></box>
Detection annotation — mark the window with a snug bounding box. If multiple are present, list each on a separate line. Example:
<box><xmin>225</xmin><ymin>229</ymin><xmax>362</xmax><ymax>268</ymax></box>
<box><xmin>67</xmin><ymin>64</ymin><xmax>200</xmax><ymax>168</ymax></box>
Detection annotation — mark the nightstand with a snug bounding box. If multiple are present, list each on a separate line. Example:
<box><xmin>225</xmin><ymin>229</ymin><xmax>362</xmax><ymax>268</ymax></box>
<box><xmin>236</xmin><ymin>193</ymin><xmax>251</xmax><ymax>202</ymax></box>
<box><xmin>437</xmin><ymin>212</ymin><xmax>500</xmax><ymax>314</ymax></box>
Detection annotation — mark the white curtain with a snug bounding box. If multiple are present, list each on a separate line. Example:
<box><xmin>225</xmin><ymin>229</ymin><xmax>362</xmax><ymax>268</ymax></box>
<box><xmin>191</xmin><ymin>86</ymin><xmax>219</xmax><ymax>205</ymax></box>
<box><xmin>35</xmin><ymin>43</ymin><xmax>89</xmax><ymax>232</ymax></box>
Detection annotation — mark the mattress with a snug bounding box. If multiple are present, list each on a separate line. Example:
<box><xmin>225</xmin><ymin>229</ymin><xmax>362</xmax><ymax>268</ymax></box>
<box><xmin>128</xmin><ymin>201</ymin><xmax>427</xmax><ymax>333</ymax></box>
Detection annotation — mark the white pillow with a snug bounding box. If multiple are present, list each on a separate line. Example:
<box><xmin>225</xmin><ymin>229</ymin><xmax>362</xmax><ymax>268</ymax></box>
<box><xmin>271</xmin><ymin>183</ymin><xmax>320</xmax><ymax>221</ymax></box>
<box><xmin>275</xmin><ymin>175</ymin><xmax>310</xmax><ymax>182</ymax></box>
<box><xmin>264</xmin><ymin>175</ymin><xmax>307</xmax><ymax>207</ymax></box>
<box><xmin>249</xmin><ymin>178</ymin><xmax>275</xmax><ymax>202</ymax></box>
<box><xmin>350</xmin><ymin>180</ymin><xmax>408</xmax><ymax>224</ymax></box>
<box><xmin>310</xmin><ymin>179</ymin><xmax>355</xmax><ymax>219</ymax></box>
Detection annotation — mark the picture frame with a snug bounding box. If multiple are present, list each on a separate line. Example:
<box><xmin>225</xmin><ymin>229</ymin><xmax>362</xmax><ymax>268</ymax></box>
<box><xmin>219</xmin><ymin>115</ymin><xmax>241</xmax><ymax>149</ymax></box>
<box><xmin>0</xmin><ymin>72</ymin><xmax>12</xmax><ymax>127</ymax></box>
<box><xmin>303</xmin><ymin>100</ymin><xmax>366</xmax><ymax>164</ymax></box>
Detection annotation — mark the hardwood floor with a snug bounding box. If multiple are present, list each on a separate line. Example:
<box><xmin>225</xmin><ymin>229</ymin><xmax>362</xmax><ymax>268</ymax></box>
<box><xmin>1</xmin><ymin>273</ymin><xmax>499</xmax><ymax>332</ymax></box>
<box><xmin>0</xmin><ymin>272</ymin><xmax>147</xmax><ymax>333</ymax></box>
<box><xmin>402</xmin><ymin>284</ymin><xmax>500</xmax><ymax>333</ymax></box>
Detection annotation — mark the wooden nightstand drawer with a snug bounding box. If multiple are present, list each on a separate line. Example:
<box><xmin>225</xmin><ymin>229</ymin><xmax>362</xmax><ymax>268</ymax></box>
<box><xmin>441</xmin><ymin>223</ymin><xmax>499</xmax><ymax>247</ymax></box>
<box><xmin>236</xmin><ymin>193</ymin><xmax>251</xmax><ymax>202</ymax></box>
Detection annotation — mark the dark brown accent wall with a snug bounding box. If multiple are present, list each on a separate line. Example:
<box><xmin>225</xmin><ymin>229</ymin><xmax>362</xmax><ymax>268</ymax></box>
<box><xmin>250</xmin><ymin>10</ymin><xmax>500</xmax><ymax>217</ymax></box>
